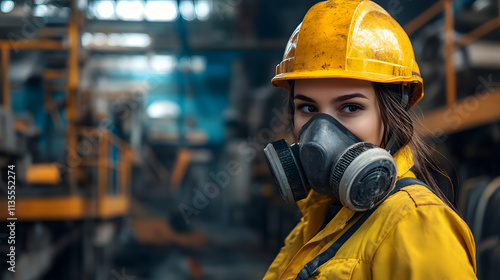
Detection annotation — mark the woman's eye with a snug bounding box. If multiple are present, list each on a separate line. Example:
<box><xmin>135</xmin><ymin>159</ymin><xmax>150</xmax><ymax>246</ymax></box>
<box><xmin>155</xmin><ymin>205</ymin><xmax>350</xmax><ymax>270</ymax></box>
<box><xmin>298</xmin><ymin>105</ymin><xmax>317</xmax><ymax>113</ymax></box>
<box><xmin>341</xmin><ymin>104</ymin><xmax>362</xmax><ymax>114</ymax></box>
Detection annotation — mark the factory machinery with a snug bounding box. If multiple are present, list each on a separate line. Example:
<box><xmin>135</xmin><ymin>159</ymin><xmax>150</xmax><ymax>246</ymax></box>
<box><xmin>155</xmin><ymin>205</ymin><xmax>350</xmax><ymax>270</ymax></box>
<box><xmin>0</xmin><ymin>3</ymin><xmax>136</xmax><ymax>280</ymax></box>
<box><xmin>0</xmin><ymin>0</ymin><xmax>260</xmax><ymax>279</ymax></box>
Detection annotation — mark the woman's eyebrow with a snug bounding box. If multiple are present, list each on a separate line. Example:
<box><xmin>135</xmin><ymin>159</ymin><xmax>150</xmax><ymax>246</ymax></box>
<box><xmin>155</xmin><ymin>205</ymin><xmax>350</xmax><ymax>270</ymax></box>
<box><xmin>294</xmin><ymin>94</ymin><xmax>316</xmax><ymax>102</ymax></box>
<box><xmin>333</xmin><ymin>93</ymin><xmax>368</xmax><ymax>103</ymax></box>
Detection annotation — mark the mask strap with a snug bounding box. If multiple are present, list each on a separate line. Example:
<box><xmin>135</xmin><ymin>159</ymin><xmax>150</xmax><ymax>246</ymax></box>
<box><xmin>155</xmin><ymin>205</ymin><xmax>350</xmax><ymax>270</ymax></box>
<box><xmin>385</xmin><ymin>135</ymin><xmax>397</xmax><ymax>155</ymax></box>
<box><xmin>385</xmin><ymin>84</ymin><xmax>410</xmax><ymax>155</ymax></box>
<box><xmin>401</xmin><ymin>84</ymin><xmax>410</xmax><ymax>110</ymax></box>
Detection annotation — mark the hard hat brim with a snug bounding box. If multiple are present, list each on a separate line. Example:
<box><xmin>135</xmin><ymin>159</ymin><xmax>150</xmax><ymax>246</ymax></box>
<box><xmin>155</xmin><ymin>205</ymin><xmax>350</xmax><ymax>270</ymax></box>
<box><xmin>272</xmin><ymin>70</ymin><xmax>424</xmax><ymax>109</ymax></box>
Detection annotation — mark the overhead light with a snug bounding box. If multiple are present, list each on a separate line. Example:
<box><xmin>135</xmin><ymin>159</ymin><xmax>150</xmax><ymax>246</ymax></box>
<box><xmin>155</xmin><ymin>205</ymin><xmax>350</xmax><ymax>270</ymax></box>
<box><xmin>113</xmin><ymin>55</ymin><xmax>149</xmax><ymax>71</ymax></box>
<box><xmin>129</xmin><ymin>55</ymin><xmax>149</xmax><ymax>70</ymax></box>
<box><xmin>177</xmin><ymin>56</ymin><xmax>206</xmax><ymax>73</ymax></box>
<box><xmin>81</xmin><ymin>32</ymin><xmax>94</xmax><ymax>47</ymax></box>
<box><xmin>195</xmin><ymin>0</ymin><xmax>210</xmax><ymax>21</ymax></box>
<box><xmin>179</xmin><ymin>0</ymin><xmax>195</xmax><ymax>21</ymax></box>
<box><xmin>472</xmin><ymin>0</ymin><xmax>490</xmax><ymax>12</ymax></box>
<box><xmin>93</xmin><ymin>1</ymin><xmax>115</xmax><ymax>20</ymax></box>
<box><xmin>1</xmin><ymin>0</ymin><xmax>15</xmax><ymax>13</ymax></box>
<box><xmin>150</xmin><ymin>55</ymin><xmax>177</xmax><ymax>73</ymax></box>
<box><xmin>115</xmin><ymin>55</ymin><xmax>149</xmax><ymax>71</ymax></box>
<box><xmin>116</xmin><ymin>0</ymin><xmax>144</xmax><ymax>21</ymax></box>
<box><xmin>107</xmin><ymin>33</ymin><xmax>123</xmax><ymax>46</ymax></box>
<box><xmin>144</xmin><ymin>0</ymin><xmax>177</xmax><ymax>22</ymax></box>
<box><xmin>121</xmin><ymin>33</ymin><xmax>151</xmax><ymax>47</ymax></box>
<box><xmin>147</xmin><ymin>101</ymin><xmax>181</xmax><ymax>119</ymax></box>
<box><xmin>191</xmin><ymin>56</ymin><xmax>206</xmax><ymax>73</ymax></box>
<box><xmin>32</xmin><ymin>5</ymin><xmax>48</xmax><ymax>17</ymax></box>
<box><xmin>46</xmin><ymin>4</ymin><xmax>59</xmax><ymax>16</ymax></box>
<box><xmin>78</xmin><ymin>0</ymin><xmax>87</xmax><ymax>10</ymax></box>
<box><xmin>83</xmin><ymin>33</ymin><xmax>151</xmax><ymax>48</ymax></box>
<box><xmin>93</xmin><ymin>33</ymin><xmax>108</xmax><ymax>46</ymax></box>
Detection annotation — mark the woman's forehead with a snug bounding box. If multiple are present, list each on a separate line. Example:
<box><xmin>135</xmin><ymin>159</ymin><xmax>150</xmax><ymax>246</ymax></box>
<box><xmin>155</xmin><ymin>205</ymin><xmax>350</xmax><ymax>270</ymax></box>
<box><xmin>294</xmin><ymin>78</ymin><xmax>375</xmax><ymax>100</ymax></box>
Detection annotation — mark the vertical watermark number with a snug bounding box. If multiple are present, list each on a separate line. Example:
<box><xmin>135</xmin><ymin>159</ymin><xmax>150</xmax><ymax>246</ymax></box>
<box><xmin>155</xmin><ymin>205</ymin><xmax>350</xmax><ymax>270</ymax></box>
<box><xmin>6</xmin><ymin>165</ymin><xmax>16</xmax><ymax>273</ymax></box>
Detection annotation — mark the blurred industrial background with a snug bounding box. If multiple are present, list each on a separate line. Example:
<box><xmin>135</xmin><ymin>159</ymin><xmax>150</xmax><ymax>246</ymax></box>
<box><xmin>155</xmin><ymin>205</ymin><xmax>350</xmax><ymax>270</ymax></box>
<box><xmin>0</xmin><ymin>0</ymin><xmax>499</xmax><ymax>279</ymax></box>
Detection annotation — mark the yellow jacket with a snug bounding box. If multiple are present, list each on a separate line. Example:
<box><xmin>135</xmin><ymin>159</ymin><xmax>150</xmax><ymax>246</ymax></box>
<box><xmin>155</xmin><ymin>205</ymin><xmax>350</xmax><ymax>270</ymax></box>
<box><xmin>263</xmin><ymin>146</ymin><xmax>477</xmax><ymax>280</ymax></box>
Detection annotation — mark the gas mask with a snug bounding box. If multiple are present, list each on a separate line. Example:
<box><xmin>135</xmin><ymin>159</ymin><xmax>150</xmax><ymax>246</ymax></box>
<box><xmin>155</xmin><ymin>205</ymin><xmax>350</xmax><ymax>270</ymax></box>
<box><xmin>264</xmin><ymin>113</ymin><xmax>397</xmax><ymax>212</ymax></box>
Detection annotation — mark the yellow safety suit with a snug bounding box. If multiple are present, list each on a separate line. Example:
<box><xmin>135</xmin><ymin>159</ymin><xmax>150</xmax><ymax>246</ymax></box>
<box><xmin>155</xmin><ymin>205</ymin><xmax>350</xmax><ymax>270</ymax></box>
<box><xmin>263</xmin><ymin>145</ymin><xmax>477</xmax><ymax>280</ymax></box>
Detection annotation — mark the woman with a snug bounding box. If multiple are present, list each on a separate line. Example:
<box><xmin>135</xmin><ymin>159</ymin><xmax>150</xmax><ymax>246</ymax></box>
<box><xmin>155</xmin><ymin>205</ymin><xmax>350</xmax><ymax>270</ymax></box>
<box><xmin>262</xmin><ymin>0</ymin><xmax>477</xmax><ymax>279</ymax></box>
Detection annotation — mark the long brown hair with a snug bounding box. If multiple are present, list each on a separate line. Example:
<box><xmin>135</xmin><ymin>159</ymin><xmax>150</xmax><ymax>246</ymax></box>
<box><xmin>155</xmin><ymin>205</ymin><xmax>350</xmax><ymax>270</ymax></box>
<box><xmin>286</xmin><ymin>80</ymin><xmax>456</xmax><ymax>211</ymax></box>
<box><xmin>373</xmin><ymin>82</ymin><xmax>456</xmax><ymax>211</ymax></box>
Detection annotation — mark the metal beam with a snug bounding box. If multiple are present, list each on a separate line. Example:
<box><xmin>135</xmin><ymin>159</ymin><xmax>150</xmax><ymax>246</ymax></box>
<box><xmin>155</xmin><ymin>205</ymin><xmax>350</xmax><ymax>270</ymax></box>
<box><xmin>455</xmin><ymin>17</ymin><xmax>500</xmax><ymax>49</ymax></box>
<box><xmin>66</xmin><ymin>14</ymin><xmax>81</xmax><ymax>195</ymax></box>
<box><xmin>416</xmin><ymin>89</ymin><xmax>500</xmax><ymax>138</ymax></box>
<box><xmin>0</xmin><ymin>40</ymin><xmax>65</xmax><ymax>50</ymax></box>
<box><xmin>98</xmin><ymin>131</ymin><xmax>109</xmax><ymax>216</ymax></box>
<box><xmin>404</xmin><ymin>0</ymin><xmax>446</xmax><ymax>35</ymax></box>
<box><xmin>170</xmin><ymin>149</ymin><xmax>192</xmax><ymax>194</ymax></box>
<box><xmin>1</xmin><ymin>46</ymin><xmax>9</xmax><ymax>112</ymax></box>
<box><xmin>0</xmin><ymin>195</ymin><xmax>130</xmax><ymax>220</ymax></box>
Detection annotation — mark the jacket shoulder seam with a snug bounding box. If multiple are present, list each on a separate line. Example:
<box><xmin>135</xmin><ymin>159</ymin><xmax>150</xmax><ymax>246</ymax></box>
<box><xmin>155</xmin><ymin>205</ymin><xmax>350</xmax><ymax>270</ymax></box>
<box><xmin>400</xmin><ymin>188</ymin><xmax>418</xmax><ymax>207</ymax></box>
<box><xmin>401</xmin><ymin>184</ymin><xmax>445</xmax><ymax>207</ymax></box>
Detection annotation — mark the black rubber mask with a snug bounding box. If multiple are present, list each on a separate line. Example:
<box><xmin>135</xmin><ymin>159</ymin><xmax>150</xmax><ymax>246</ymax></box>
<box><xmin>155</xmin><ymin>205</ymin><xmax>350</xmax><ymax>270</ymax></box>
<box><xmin>264</xmin><ymin>113</ymin><xmax>397</xmax><ymax>211</ymax></box>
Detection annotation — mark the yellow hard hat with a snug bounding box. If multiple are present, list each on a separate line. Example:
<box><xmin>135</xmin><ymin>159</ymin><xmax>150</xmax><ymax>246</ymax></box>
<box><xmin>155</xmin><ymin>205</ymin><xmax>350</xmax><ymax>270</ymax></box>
<box><xmin>272</xmin><ymin>0</ymin><xmax>423</xmax><ymax>109</ymax></box>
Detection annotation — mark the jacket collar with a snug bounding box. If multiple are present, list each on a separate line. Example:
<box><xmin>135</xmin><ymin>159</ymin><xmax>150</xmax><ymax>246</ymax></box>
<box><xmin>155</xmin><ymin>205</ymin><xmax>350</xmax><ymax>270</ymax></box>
<box><xmin>295</xmin><ymin>145</ymin><xmax>415</xmax><ymax>240</ymax></box>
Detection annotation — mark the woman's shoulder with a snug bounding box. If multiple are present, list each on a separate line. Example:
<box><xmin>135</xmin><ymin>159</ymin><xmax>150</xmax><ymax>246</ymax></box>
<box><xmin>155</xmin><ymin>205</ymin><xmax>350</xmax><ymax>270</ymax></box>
<box><xmin>397</xmin><ymin>181</ymin><xmax>445</xmax><ymax>206</ymax></box>
<box><xmin>374</xmin><ymin>180</ymin><xmax>460</xmax><ymax>227</ymax></box>
<box><xmin>368</xmin><ymin>180</ymin><xmax>475</xmax><ymax>260</ymax></box>
<box><xmin>336</xmin><ymin>181</ymin><xmax>466</xmax><ymax>256</ymax></box>
<box><xmin>351</xmin><ymin>180</ymin><xmax>473</xmax><ymax>256</ymax></box>
<box><xmin>379</xmin><ymin>178</ymin><xmax>450</xmax><ymax>213</ymax></box>
<box><xmin>364</xmin><ymin>182</ymin><xmax>477</xmax><ymax>278</ymax></box>
<box><xmin>334</xmin><ymin>180</ymin><xmax>477</xmax><ymax>276</ymax></box>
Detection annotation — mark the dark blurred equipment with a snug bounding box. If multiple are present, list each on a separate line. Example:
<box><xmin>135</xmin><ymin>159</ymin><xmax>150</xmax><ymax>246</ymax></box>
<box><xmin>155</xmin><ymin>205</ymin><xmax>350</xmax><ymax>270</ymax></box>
<box><xmin>406</xmin><ymin>1</ymin><xmax>500</xmax><ymax>279</ymax></box>
<box><xmin>459</xmin><ymin>176</ymin><xmax>500</xmax><ymax>280</ymax></box>
<box><xmin>0</xmin><ymin>2</ymin><xmax>133</xmax><ymax>279</ymax></box>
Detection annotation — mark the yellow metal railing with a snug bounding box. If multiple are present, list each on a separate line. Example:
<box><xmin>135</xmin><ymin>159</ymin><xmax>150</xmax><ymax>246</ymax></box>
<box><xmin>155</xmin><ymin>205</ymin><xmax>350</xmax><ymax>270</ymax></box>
<box><xmin>0</xmin><ymin>10</ymin><xmax>133</xmax><ymax>220</ymax></box>
<box><xmin>78</xmin><ymin>127</ymin><xmax>133</xmax><ymax>218</ymax></box>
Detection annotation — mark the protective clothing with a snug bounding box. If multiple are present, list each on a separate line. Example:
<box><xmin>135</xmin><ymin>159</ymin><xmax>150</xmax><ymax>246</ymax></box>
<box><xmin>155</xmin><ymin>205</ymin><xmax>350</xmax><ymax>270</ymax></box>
<box><xmin>271</xmin><ymin>0</ymin><xmax>423</xmax><ymax>109</ymax></box>
<box><xmin>262</xmin><ymin>145</ymin><xmax>477</xmax><ymax>280</ymax></box>
<box><xmin>264</xmin><ymin>113</ymin><xmax>397</xmax><ymax>211</ymax></box>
